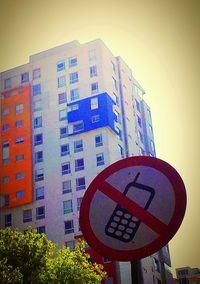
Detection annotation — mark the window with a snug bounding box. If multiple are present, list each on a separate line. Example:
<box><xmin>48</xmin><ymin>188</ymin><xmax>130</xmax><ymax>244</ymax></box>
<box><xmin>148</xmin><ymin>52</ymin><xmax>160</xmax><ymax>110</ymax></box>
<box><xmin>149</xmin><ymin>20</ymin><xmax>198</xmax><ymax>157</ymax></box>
<box><xmin>16</xmin><ymin>172</ymin><xmax>24</xmax><ymax>179</ymax></box>
<box><xmin>58</xmin><ymin>92</ymin><xmax>67</xmax><ymax>104</ymax></box>
<box><xmin>60</xmin><ymin>126</ymin><xmax>68</xmax><ymax>138</ymax></box>
<box><xmin>2</xmin><ymin>108</ymin><xmax>9</xmax><ymax>115</ymax></box>
<box><xmin>68</xmin><ymin>104</ymin><xmax>78</xmax><ymax>111</ymax></box>
<box><xmin>36</xmin><ymin>206</ymin><xmax>45</xmax><ymax>220</ymax></box>
<box><xmin>61</xmin><ymin>144</ymin><xmax>70</xmax><ymax>156</ymax></box>
<box><xmin>4</xmin><ymin>78</ymin><xmax>11</xmax><ymax>89</ymax></box>
<box><xmin>16</xmin><ymin>190</ymin><xmax>24</xmax><ymax>198</ymax></box>
<box><xmin>58</xmin><ymin>76</ymin><xmax>66</xmax><ymax>88</ymax></box>
<box><xmin>33</xmin><ymin>68</ymin><xmax>41</xmax><ymax>79</ymax></box>
<box><xmin>59</xmin><ymin>109</ymin><xmax>67</xmax><ymax>121</ymax></box>
<box><xmin>2</xmin><ymin>124</ymin><xmax>9</xmax><ymax>131</ymax></box>
<box><xmin>149</xmin><ymin>124</ymin><xmax>153</xmax><ymax>134</ymax></box>
<box><xmin>77</xmin><ymin>197</ymin><xmax>83</xmax><ymax>211</ymax></box>
<box><xmin>15</xmin><ymin>137</ymin><xmax>24</xmax><ymax>144</ymax></box>
<box><xmin>103</xmin><ymin>257</ymin><xmax>111</xmax><ymax>263</ymax></box>
<box><xmin>15</xmin><ymin>104</ymin><xmax>24</xmax><ymax>115</ymax></box>
<box><xmin>70</xmin><ymin>88</ymin><xmax>79</xmax><ymax>101</ymax></box>
<box><xmin>147</xmin><ymin>108</ymin><xmax>151</xmax><ymax>118</ymax></box>
<box><xmin>34</xmin><ymin>116</ymin><xmax>42</xmax><ymax>128</ymax></box>
<box><xmin>36</xmin><ymin>186</ymin><xmax>44</xmax><ymax>200</ymax></box>
<box><xmin>35</xmin><ymin>151</ymin><xmax>43</xmax><ymax>163</ymax></box>
<box><xmin>150</xmin><ymin>140</ymin><xmax>155</xmax><ymax>152</ymax></box>
<box><xmin>73</xmin><ymin>121</ymin><xmax>84</xmax><ymax>133</ymax></box>
<box><xmin>34</xmin><ymin>133</ymin><xmax>43</xmax><ymax>146</ymax></box>
<box><xmin>5</xmin><ymin>214</ymin><xmax>12</xmax><ymax>227</ymax></box>
<box><xmin>57</xmin><ymin>61</ymin><xmax>65</xmax><ymax>72</ymax></box>
<box><xmin>68</xmin><ymin>57</ymin><xmax>77</xmax><ymax>67</ymax></box>
<box><xmin>88</xmin><ymin>50</ymin><xmax>96</xmax><ymax>61</ymax></box>
<box><xmin>63</xmin><ymin>200</ymin><xmax>73</xmax><ymax>214</ymax></box>
<box><xmin>153</xmin><ymin>258</ymin><xmax>160</xmax><ymax>272</ymax></box>
<box><xmin>90</xmin><ymin>97</ymin><xmax>98</xmax><ymax>109</ymax></box>
<box><xmin>2</xmin><ymin>176</ymin><xmax>9</xmax><ymax>183</ymax></box>
<box><xmin>15</xmin><ymin>120</ymin><xmax>23</xmax><ymax>127</ymax></box>
<box><xmin>114</xmin><ymin>110</ymin><xmax>121</xmax><ymax>123</ymax></box>
<box><xmin>69</xmin><ymin>72</ymin><xmax>78</xmax><ymax>84</ymax></box>
<box><xmin>32</xmin><ymin>84</ymin><xmax>41</xmax><ymax>96</ymax></box>
<box><xmin>105</xmin><ymin>277</ymin><xmax>113</xmax><ymax>284</ymax></box>
<box><xmin>37</xmin><ymin>226</ymin><xmax>46</xmax><ymax>234</ymax></box>
<box><xmin>91</xmin><ymin>82</ymin><xmax>98</xmax><ymax>94</ymax></box>
<box><xmin>111</xmin><ymin>61</ymin><xmax>116</xmax><ymax>74</ymax></box>
<box><xmin>140</xmin><ymin>148</ymin><xmax>145</xmax><ymax>155</ymax></box>
<box><xmin>113</xmin><ymin>92</ymin><xmax>119</xmax><ymax>105</ymax></box>
<box><xmin>74</xmin><ymin>140</ymin><xmax>83</xmax><ymax>153</ymax></box>
<box><xmin>112</xmin><ymin>77</ymin><xmax>118</xmax><ymax>91</ymax></box>
<box><xmin>64</xmin><ymin>220</ymin><xmax>74</xmax><ymax>234</ymax></box>
<box><xmin>139</xmin><ymin>132</ymin><xmax>143</xmax><ymax>143</ymax></box>
<box><xmin>96</xmin><ymin>153</ymin><xmax>105</xmax><ymax>166</ymax></box>
<box><xmin>66</xmin><ymin>240</ymin><xmax>75</xmax><ymax>250</ymax></box>
<box><xmin>76</xmin><ymin>177</ymin><xmax>86</xmax><ymax>191</ymax></box>
<box><xmin>137</xmin><ymin>115</ymin><xmax>142</xmax><ymax>127</ymax></box>
<box><xmin>75</xmin><ymin>158</ymin><xmax>84</xmax><ymax>171</ymax></box>
<box><xmin>4</xmin><ymin>195</ymin><xmax>9</xmax><ymax>206</ymax></box>
<box><xmin>62</xmin><ymin>180</ymin><xmax>72</xmax><ymax>194</ymax></box>
<box><xmin>16</xmin><ymin>154</ymin><xmax>24</xmax><ymax>161</ymax></box>
<box><xmin>95</xmin><ymin>134</ymin><xmax>103</xmax><ymax>147</ymax></box>
<box><xmin>62</xmin><ymin>162</ymin><xmax>71</xmax><ymax>175</ymax></box>
<box><xmin>35</xmin><ymin>168</ymin><xmax>44</xmax><ymax>181</ymax></box>
<box><xmin>135</xmin><ymin>99</ymin><xmax>140</xmax><ymax>112</ymax></box>
<box><xmin>23</xmin><ymin>209</ymin><xmax>32</xmax><ymax>223</ymax></box>
<box><xmin>91</xmin><ymin>115</ymin><xmax>100</xmax><ymax>123</ymax></box>
<box><xmin>3</xmin><ymin>158</ymin><xmax>9</xmax><ymax>165</ymax></box>
<box><xmin>3</xmin><ymin>141</ymin><xmax>9</xmax><ymax>148</ymax></box>
<box><xmin>21</xmin><ymin>72</ymin><xmax>29</xmax><ymax>83</ymax></box>
<box><xmin>33</xmin><ymin>100</ymin><xmax>42</xmax><ymax>111</ymax></box>
<box><xmin>90</xmin><ymin>65</ymin><xmax>97</xmax><ymax>77</ymax></box>
<box><xmin>118</xmin><ymin>145</ymin><xmax>124</xmax><ymax>158</ymax></box>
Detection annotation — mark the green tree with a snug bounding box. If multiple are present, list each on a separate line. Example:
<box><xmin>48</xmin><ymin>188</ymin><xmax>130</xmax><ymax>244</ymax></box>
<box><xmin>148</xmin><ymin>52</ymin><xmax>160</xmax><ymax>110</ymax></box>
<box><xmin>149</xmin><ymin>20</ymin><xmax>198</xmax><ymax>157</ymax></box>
<box><xmin>0</xmin><ymin>228</ymin><xmax>107</xmax><ymax>284</ymax></box>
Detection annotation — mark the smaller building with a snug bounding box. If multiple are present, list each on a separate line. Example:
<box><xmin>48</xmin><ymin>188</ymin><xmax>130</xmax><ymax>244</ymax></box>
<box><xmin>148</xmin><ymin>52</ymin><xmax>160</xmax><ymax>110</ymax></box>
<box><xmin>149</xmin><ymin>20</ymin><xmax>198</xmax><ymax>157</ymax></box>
<box><xmin>174</xmin><ymin>267</ymin><xmax>200</xmax><ymax>284</ymax></box>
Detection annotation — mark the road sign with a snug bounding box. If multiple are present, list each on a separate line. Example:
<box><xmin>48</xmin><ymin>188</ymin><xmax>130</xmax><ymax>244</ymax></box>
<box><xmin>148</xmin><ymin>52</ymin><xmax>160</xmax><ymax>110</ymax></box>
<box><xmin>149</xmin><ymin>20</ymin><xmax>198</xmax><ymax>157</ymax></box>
<box><xmin>80</xmin><ymin>156</ymin><xmax>186</xmax><ymax>261</ymax></box>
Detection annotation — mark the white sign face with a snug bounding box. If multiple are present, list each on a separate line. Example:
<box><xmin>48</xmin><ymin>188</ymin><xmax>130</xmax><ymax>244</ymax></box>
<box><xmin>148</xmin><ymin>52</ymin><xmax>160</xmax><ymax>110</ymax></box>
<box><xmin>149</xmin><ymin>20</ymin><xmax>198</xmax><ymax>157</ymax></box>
<box><xmin>80</xmin><ymin>157</ymin><xmax>186</xmax><ymax>261</ymax></box>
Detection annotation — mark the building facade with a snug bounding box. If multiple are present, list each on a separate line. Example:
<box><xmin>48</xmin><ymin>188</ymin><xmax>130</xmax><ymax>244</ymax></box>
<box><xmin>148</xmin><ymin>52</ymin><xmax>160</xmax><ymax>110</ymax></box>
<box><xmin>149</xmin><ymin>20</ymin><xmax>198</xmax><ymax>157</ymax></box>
<box><xmin>174</xmin><ymin>267</ymin><xmax>200</xmax><ymax>284</ymax></box>
<box><xmin>0</xmin><ymin>39</ymin><xmax>173</xmax><ymax>283</ymax></box>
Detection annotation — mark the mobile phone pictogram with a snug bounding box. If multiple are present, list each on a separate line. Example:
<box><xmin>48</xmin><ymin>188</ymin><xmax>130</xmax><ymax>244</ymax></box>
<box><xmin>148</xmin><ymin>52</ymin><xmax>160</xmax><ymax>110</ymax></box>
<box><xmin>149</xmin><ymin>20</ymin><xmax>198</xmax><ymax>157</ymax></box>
<box><xmin>105</xmin><ymin>172</ymin><xmax>155</xmax><ymax>242</ymax></box>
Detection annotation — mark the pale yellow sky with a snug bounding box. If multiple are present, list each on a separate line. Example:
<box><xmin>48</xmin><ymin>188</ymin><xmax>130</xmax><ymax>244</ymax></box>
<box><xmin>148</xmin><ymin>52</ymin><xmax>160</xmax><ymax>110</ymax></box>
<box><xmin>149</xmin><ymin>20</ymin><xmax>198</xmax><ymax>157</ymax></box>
<box><xmin>0</xmin><ymin>0</ymin><xmax>199</xmax><ymax>274</ymax></box>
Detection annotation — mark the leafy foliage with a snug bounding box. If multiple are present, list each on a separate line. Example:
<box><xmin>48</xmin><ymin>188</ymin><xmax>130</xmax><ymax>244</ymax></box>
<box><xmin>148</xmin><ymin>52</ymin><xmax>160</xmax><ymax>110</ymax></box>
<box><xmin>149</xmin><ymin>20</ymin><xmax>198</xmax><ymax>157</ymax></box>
<box><xmin>0</xmin><ymin>228</ymin><xmax>106</xmax><ymax>284</ymax></box>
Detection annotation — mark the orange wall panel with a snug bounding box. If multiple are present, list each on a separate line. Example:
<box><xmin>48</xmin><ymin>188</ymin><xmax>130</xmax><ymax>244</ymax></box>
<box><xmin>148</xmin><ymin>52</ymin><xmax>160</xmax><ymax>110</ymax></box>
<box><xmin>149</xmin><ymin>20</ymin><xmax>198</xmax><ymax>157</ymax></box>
<box><xmin>0</xmin><ymin>84</ymin><xmax>33</xmax><ymax>208</ymax></box>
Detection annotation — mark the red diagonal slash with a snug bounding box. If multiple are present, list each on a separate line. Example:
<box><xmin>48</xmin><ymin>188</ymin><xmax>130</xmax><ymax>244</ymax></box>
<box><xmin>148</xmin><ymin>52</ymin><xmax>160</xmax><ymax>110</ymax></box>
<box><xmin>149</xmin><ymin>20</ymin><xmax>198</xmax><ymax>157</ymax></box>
<box><xmin>98</xmin><ymin>181</ymin><xmax>169</xmax><ymax>236</ymax></box>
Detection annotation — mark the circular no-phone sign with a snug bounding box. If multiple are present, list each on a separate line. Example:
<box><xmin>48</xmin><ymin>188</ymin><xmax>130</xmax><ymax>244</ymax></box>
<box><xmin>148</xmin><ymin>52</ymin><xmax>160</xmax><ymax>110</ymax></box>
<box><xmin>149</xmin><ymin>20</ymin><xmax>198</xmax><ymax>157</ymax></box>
<box><xmin>80</xmin><ymin>156</ymin><xmax>186</xmax><ymax>261</ymax></box>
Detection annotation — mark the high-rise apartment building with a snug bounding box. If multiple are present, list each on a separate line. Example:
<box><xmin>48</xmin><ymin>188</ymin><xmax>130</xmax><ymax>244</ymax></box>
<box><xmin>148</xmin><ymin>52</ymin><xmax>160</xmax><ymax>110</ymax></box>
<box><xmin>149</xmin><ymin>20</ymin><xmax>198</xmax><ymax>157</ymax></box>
<box><xmin>0</xmin><ymin>39</ymin><xmax>173</xmax><ymax>283</ymax></box>
<box><xmin>174</xmin><ymin>267</ymin><xmax>200</xmax><ymax>284</ymax></box>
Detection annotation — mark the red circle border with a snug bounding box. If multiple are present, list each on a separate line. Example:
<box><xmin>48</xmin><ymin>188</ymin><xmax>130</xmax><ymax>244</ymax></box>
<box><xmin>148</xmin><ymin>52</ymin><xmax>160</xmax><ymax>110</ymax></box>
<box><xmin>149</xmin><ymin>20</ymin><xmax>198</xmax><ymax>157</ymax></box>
<box><xmin>80</xmin><ymin>156</ymin><xmax>187</xmax><ymax>261</ymax></box>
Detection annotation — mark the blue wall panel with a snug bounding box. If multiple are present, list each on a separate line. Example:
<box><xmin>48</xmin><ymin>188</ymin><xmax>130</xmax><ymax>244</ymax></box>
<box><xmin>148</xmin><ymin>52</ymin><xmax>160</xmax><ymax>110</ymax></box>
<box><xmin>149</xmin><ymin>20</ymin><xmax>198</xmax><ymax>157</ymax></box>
<box><xmin>67</xmin><ymin>92</ymin><xmax>118</xmax><ymax>136</ymax></box>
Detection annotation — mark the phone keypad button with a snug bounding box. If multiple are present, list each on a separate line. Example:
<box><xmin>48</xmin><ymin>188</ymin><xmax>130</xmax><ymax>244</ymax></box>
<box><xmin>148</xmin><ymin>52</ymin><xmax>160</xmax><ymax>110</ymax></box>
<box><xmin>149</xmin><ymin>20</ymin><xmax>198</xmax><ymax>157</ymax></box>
<box><xmin>115</xmin><ymin>230</ymin><xmax>122</xmax><ymax>236</ymax></box>
<box><xmin>126</xmin><ymin>228</ymin><xmax>133</xmax><ymax>234</ymax></box>
<box><xmin>124</xmin><ymin>213</ymin><xmax>131</xmax><ymax>219</ymax></box>
<box><xmin>113</xmin><ymin>216</ymin><xmax>120</xmax><ymax>222</ymax></box>
<box><xmin>124</xmin><ymin>234</ymin><xmax>130</xmax><ymax>239</ymax></box>
<box><xmin>108</xmin><ymin>228</ymin><xmax>114</xmax><ymax>233</ymax></box>
<box><xmin>132</xmin><ymin>216</ymin><xmax>138</xmax><ymax>222</ymax></box>
<box><xmin>111</xmin><ymin>222</ymin><xmax>117</xmax><ymax>228</ymax></box>
<box><xmin>118</xmin><ymin>225</ymin><xmax>125</xmax><ymax>231</ymax></box>
<box><xmin>121</xmin><ymin>219</ymin><xmax>128</xmax><ymax>225</ymax></box>
<box><xmin>116</xmin><ymin>210</ymin><xmax>123</xmax><ymax>216</ymax></box>
<box><xmin>129</xmin><ymin>222</ymin><xmax>136</xmax><ymax>228</ymax></box>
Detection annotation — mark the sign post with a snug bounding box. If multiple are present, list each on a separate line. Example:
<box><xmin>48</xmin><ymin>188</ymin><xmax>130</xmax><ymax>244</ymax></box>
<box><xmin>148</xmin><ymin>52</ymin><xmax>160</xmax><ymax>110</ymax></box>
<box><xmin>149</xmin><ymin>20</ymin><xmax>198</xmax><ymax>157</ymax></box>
<box><xmin>80</xmin><ymin>156</ymin><xmax>186</xmax><ymax>275</ymax></box>
<box><xmin>131</xmin><ymin>260</ymin><xmax>143</xmax><ymax>284</ymax></box>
